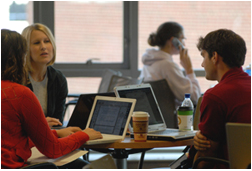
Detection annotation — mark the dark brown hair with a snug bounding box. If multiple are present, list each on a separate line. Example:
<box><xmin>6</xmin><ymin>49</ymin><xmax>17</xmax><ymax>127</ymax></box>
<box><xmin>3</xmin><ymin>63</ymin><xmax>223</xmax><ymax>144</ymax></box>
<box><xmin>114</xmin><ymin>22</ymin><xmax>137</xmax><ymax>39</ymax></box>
<box><xmin>148</xmin><ymin>22</ymin><xmax>183</xmax><ymax>48</ymax></box>
<box><xmin>197</xmin><ymin>29</ymin><xmax>246</xmax><ymax>68</ymax></box>
<box><xmin>1</xmin><ymin>29</ymin><xmax>27</xmax><ymax>85</ymax></box>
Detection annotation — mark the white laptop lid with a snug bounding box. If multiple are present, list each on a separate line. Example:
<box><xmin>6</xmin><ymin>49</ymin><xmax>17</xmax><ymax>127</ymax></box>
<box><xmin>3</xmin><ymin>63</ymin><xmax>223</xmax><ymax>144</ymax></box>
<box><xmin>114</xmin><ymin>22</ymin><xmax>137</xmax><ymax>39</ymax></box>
<box><xmin>114</xmin><ymin>84</ymin><xmax>167</xmax><ymax>133</ymax></box>
<box><xmin>85</xmin><ymin>96</ymin><xmax>136</xmax><ymax>145</ymax></box>
<box><xmin>226</xmin><ymin>122</ymin><xmax>251</xmax><ymax>169</ymax></box>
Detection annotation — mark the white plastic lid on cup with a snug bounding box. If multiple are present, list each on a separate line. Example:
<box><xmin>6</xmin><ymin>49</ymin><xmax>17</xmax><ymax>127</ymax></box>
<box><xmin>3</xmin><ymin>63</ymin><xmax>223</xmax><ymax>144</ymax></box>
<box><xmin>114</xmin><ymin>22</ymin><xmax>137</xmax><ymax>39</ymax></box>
<box><xmin>132</xmin><ymin>111</ymin><xmax>150</xmax><ymax>117</ymax></box>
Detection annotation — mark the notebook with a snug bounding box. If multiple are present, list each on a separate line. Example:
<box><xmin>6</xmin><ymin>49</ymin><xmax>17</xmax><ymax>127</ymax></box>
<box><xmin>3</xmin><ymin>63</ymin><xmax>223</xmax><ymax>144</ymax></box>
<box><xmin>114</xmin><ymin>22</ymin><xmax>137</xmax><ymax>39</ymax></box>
<box><xmin>67</xmin><ymin>92</ymin><xmax>116</xmax><ymax>129</ymax></box>
<box><xmin>84</xmin><ymin>95</ymin><xmax>136</xmax><ymax>145</ymax></box>
<box><xmin>114</xmin><ymin>83</ymin><xmax>196</xmax><ymax>140</ymax></box>
<box><xmin>226</xmin><ymin>122</ymin><xmax>251</xmax><ymax>169</ymax></box>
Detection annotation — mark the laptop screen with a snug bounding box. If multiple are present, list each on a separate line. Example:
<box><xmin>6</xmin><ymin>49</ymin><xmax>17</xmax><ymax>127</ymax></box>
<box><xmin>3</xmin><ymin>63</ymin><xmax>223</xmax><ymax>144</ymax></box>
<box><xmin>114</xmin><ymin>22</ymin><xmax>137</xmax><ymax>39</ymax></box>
<box><xmin>67</xmin><ymin>92</ymin><xmax>115</xmax><ymax>129</ymax></box>
<box><xmin>117</xmin><ymin>87</ymin><xmax>163</xmax><ymax>125</ymax></box>
<box><xmin>89</xmin><ymin>100</ymin><xmax>133</xmax><ymax>135</ymax></box>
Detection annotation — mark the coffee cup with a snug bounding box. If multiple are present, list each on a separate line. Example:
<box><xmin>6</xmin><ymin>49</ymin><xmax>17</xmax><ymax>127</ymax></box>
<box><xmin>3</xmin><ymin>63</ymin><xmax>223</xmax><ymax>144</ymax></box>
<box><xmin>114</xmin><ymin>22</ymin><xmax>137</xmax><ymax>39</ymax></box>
<box><xmin>132</xmin><ymin>111</ymin><xmax>150</xmax><ymax>142</ymax></box>
<box><xmin>177</xmin><ymin>106</ymin><xmax>193</xmax><ymax>130</ymax></box>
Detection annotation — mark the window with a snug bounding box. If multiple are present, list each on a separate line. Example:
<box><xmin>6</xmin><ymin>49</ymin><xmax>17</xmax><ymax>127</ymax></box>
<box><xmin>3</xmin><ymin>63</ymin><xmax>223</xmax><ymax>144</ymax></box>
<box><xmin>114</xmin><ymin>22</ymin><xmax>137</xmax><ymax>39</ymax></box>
<box><xmin>55</xmin><ymin>1</ymin><xmax>123</xmax><ymax>64</ymax></box>
<box><xmin>51</xmin><ymin>1</ymin><xmax>138</xmax><ymax>94</ymax></box>
<box><xmin>138</xmin><ymin>1</ymin><xmax>251</xmax><ymax>92</ymax></box>
<box><xmin>1</xmin><ymin>1</ymin><xmax>33</xmax><ymax>33</ymax></box>
<box><xmin>3</xmin><ymin>2</ymin><xmax>251</xmax><ymax>94</ymax></box>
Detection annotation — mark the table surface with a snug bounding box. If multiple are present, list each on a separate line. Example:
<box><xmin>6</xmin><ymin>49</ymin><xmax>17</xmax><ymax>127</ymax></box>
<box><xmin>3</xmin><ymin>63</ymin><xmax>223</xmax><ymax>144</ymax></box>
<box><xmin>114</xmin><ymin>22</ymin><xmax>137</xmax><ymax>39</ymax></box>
<box><xmin>83</xmin><ymin>136</ymin><xmax>194</xmax><ymax>149</ymax></box>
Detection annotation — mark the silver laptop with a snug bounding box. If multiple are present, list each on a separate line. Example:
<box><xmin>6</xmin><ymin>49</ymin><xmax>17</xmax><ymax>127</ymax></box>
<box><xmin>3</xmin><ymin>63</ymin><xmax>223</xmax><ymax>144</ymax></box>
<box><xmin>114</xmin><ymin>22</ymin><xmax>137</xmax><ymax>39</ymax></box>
<box><xmin>85</xmin><ymin>96</ymin><xmax>136</xmax><ymax>145</ymax></box>
<box><xmin>226</xmin><ymin>122</ymin><xmax>251</xmax><ymax>169</ymax></box>
<box><xmin>114</xmin><ymin>84</ymin><xmax>196</xmax><ymax>140</ymax></box>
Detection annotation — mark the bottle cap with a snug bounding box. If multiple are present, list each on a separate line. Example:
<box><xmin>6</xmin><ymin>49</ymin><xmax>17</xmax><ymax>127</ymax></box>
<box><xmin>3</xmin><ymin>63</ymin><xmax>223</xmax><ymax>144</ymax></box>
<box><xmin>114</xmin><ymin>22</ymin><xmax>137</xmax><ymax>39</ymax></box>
<box><xmin>185</xmin><ymin>93</ymin><xmax>190</xmax><ymax>98</ymax></box>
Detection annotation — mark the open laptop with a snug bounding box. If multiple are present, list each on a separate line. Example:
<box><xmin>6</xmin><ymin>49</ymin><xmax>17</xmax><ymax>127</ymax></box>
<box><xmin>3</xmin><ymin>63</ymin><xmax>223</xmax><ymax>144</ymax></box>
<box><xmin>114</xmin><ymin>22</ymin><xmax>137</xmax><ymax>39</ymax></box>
<box><xmin>84</xmin><ymin>96</ymin><xmax>136</xmax><ymax>145</ymax></box>
<box><xmin>114</xmin><ymin>84</ymin><xmax>196</xmax><ymax>140</ymax></box>
<box><xmin>226</xmin><ymin>122</ymin><xmax>251</xmax><ymax>169</ymax></box>
<box><xmin>67</xmin><ymin>92</ymin><xmax>115</xmax><ymax>129</ymax></box>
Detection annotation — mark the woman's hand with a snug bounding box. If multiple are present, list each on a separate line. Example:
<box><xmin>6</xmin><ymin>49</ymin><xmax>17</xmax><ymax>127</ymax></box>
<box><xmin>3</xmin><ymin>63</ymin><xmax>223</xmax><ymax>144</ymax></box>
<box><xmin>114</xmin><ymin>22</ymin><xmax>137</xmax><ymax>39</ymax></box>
<box><xmin>56</xmin><ymin>127</ymin><xmax>82</xmax><ymax>138</ymax></box>
<box><xmin>83</xmin><ymin>128</ymin><xmax>103</xmax><ymax>140</ymax></box>
<box><xmin>194</xmin><ymin>131</ymin><xmax>211</xmax><ymax>151</ymax></box>
<box><xmin>179</xmin><ymin>47</ymin><xmax>193</xmax><ymax>75</ymax></box>
<box><xmin>46</xmin><ymin>117</ymin><xmax>62</xmax><ymax>128</ymax></box>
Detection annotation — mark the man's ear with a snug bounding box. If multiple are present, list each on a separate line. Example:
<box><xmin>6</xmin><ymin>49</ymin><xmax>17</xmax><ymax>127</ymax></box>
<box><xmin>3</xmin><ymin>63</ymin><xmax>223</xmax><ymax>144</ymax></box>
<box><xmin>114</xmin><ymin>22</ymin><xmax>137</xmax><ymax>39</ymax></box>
<box><xmin>211</xmin><ymin>52</ymin><xmax>219</xmax><ymax>65</ymax></box>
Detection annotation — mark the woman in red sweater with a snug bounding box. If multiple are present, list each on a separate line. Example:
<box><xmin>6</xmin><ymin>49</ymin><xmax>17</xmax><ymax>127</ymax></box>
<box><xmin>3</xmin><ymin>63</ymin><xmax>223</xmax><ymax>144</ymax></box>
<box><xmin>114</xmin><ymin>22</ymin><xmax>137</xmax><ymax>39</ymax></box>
<box><xmin>1</xmin><ymin>29</ymin><xmax>102</xmax><ymax>169</ymax></box>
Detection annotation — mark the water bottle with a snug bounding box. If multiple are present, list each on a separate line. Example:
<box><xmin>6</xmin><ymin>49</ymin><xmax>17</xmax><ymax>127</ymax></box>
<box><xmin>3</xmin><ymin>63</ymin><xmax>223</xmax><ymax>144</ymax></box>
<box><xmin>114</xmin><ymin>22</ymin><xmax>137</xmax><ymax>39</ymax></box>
<box><xmin>181</xmin><ymin>93</ymin><xmax>194</xmax><ymax>111</ymax></box>
<box><xmin>245</xmin><ymin>64</ymin><xmax>251</xmax><ymax>76</ymax></box>
<box><xmin>178</xmin><ymin>93</ymin><xmax>194</xmax><ymax>130</ymax></box>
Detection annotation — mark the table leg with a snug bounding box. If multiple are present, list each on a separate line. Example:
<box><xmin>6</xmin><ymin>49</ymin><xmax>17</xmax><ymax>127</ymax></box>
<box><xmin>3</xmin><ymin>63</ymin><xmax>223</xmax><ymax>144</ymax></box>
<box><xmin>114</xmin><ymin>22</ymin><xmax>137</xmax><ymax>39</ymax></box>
<box><xmin>111</xmin><ymin>149</ymin><xmax>129</xmax><ymax>169</ymax></box>
<box><xmin>113</xmin><ymin>158</ymin><xmax>127</xmax><ymax>169</ymax></box>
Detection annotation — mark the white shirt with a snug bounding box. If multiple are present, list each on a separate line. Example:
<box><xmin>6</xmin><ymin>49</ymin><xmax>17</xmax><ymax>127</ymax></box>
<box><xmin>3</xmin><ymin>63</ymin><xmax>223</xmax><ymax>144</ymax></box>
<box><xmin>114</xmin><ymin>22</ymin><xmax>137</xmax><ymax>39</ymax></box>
<box><xmin>29</xmin><ymin>73</ymin><xmax>48</xmax><ymax>116</ymax></box>
<box><xmin>139</xmin><ymin>48</ymin><xmax>201</xmax><ymax>105</ymax></box>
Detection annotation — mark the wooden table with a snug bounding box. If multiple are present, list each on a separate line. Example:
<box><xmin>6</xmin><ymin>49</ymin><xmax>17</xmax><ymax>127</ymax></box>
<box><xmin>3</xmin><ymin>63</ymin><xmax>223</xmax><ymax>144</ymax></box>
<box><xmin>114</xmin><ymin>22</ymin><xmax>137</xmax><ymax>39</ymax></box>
<box><xmin>83</xmin><ymin>136</ymin><xmax>194</xmax><ymax>169</ymax></box>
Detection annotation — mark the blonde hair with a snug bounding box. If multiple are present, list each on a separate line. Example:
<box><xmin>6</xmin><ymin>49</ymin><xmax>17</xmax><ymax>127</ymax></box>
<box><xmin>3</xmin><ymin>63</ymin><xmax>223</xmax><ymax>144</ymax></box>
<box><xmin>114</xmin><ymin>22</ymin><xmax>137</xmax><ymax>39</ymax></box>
<box><xmin>21</xmin><ymin>23</ymin><xmax>56</xmax><ymax>72</ymax></box>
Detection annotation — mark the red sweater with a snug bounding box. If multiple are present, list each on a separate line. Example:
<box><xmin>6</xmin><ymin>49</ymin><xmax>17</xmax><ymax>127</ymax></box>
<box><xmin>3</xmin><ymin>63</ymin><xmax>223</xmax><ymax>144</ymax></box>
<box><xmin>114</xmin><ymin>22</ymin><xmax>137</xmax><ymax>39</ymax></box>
<box><xmin>198</xmin><ymin>67</ymin><xmax>251</xmax><ymax>167</ymax></box>
<box><xmin>1</xmin><ymin>80</ymin><xmax>89</xmax><ymax>169</ymax></box>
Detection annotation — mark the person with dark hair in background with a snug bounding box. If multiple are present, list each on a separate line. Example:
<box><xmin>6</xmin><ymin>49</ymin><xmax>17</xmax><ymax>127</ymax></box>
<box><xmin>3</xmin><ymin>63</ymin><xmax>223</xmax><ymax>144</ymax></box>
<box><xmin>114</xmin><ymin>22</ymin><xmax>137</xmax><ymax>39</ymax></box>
<box><xmin>1</xmin><ymin>29</ymin><xmax>102</xmax><ymax>169</ymax></box>
<box><xmin>193</xmin><ymin>29</ymin><xmax>251</xmax><ymax>168</ymax></box>
<box><xmin>139</xmin><ymin>21</ymin><xmax>201</xmax><ymax>107</ymax></box>
<box><xmin>22</xmin><ymin>23</ymin><xmax>67</xmax><ymax>128</ymax></box>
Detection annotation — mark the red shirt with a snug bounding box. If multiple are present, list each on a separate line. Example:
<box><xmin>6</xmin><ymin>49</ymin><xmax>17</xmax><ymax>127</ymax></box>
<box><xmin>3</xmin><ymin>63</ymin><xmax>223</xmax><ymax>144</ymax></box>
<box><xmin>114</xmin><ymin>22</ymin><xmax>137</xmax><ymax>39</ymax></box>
<box><xmin>198</xmin><ymin>67</ymin><xmax>251</xmax><ymax>164</ymax></box>
<box><xmin>1</xmin><ymin>81</ymin><xmax>89</xmax><ymax>169</ymax></box>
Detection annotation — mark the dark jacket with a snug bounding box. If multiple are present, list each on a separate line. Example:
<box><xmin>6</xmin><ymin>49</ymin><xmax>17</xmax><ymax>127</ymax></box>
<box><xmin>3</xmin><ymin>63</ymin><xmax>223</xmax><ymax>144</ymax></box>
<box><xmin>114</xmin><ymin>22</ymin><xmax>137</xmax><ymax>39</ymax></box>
<box><xmin>26</xmin><ymin>66</ymin><xmax>68</xmax><ymax>123</ymax></box>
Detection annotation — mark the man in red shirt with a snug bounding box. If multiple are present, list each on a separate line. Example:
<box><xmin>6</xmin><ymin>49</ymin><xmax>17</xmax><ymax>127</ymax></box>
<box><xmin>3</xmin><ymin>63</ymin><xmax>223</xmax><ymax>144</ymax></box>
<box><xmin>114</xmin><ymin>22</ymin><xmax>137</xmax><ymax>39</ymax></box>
<box><xmin>193</xmin><ymin>29</ymin><xmax>251</xmax><ymax>168</ymax></box>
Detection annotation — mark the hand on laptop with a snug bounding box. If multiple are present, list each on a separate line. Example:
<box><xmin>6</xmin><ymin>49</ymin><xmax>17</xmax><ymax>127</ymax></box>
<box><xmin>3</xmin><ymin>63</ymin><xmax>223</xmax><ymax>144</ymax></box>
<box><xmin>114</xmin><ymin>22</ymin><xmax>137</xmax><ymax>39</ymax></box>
<box><xmin>56</xmin><ymin>126</ymin><xmax>82</xmax><ymax>138</ymax></box>
<box><xmin>46</xmin><ymin>117</ymin><xmax>62</xmax><ymax>128</ymax></box>
<box><xmin>193</xmin><ymin>131</ymin><xmax>211</xmax><ymax>151</ymax></box>
<box><xmin>83</xmin><ymin>128</ymin><xmax>103</xmax><ymax>140</ymax></box>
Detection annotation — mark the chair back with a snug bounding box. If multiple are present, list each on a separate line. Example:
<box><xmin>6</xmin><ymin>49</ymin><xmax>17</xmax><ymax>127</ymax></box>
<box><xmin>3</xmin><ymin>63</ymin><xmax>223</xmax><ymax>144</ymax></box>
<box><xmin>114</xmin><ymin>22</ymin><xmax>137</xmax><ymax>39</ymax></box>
<box><xmin>226</xmin><ymin>122</ymin><xmax>251</xmax><ymax>169</ymax></box>
<box><xmin>193</xmin><ymin>96</ymin><xmax>202</xmax><ymax>130</ymax></box>
<box><xmin>144</xmin><ymin>79</ymin><xmax>177</xmax><ymax>128</ymax></box>
<box><xmin>98</xmin><ymin>69</ymin><xmax>122</xmax><ymax>93</ymax></box>
<box><xmin>107</xmin><ymin>75</ymin><xmax>143</xmax><ymax>92</ymax></box>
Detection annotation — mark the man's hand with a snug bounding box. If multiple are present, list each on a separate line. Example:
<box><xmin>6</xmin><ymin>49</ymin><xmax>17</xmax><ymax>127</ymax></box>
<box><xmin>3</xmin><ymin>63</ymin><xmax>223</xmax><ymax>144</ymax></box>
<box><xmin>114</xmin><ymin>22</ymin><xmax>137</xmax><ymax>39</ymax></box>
<box><xmin>83</xmin><ymin>128</ymin><xmax>103</xmax><ymax>140</ymax></box>
<box><xmin>193</xmin><ymin>131</ymin><xmax>220</xmax><ymax>168</ymax></box>
<box><xmin>56</xmin><ymin>127</ymin><xmax>82</xmax><ymax>138</ymax></box>
<box><xmin>46</xmin><ymin>117</ymin><xmax>62</xmax><ymax>128</ymax></box>
<box><xmin>194</xmin><ymin>131</ymin><xmax>211</xmax><ymax>151</ymax></box>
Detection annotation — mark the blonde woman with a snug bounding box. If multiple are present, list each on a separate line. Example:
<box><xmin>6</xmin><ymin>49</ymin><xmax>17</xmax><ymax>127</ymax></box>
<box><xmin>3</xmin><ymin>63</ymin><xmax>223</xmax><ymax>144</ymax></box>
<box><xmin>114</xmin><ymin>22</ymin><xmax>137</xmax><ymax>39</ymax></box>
<box><xmin>22</xmin><ymin>23</ymin><xmax>66</xmax><ymax>127</ymax></box>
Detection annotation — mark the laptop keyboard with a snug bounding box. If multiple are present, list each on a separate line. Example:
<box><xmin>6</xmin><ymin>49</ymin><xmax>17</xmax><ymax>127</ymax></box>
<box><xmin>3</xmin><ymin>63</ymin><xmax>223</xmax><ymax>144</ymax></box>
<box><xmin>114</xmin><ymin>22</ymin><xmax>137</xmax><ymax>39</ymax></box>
<box><xmin>152</xmin><ymin>129</ymin><xmax>179</xmax><ymax>135</ymax></box>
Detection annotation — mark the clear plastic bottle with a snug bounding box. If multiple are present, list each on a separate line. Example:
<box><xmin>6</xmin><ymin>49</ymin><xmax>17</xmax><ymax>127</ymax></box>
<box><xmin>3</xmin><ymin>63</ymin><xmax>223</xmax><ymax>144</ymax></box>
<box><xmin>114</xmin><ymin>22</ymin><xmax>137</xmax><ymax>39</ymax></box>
<box><xmin>181</xmin><ymin>93</ymin><xmax>194</xmax><ymax>111</ymax></box>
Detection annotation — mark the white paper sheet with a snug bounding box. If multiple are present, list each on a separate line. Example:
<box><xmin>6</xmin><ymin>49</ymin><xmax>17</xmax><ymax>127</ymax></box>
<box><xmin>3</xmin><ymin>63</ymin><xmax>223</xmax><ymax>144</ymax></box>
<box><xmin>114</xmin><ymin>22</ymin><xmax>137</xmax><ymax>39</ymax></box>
<box><xmin>27</xmin><ymin>147</ymin><xmax>88</xmax><ymax>166</ymax></box>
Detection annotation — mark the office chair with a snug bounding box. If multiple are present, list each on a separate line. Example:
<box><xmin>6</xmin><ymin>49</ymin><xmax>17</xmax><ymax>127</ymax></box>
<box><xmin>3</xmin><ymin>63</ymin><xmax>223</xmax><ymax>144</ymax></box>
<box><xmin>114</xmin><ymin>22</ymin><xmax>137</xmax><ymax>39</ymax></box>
<box><xmin>143</xmin><ymin>79</ymin><xmax>177</xmax><ymax>129</ymax></box>
<box><xmin>192</xmin><ymin>122</ymin><xmax>251</xmax><ymax>169</ymax></box>
<box><xmin>64</xmin><ymin>93</ymin><xmax>80</xmax><ymax>125</ymax></box>
<box><xmin>137</xmin><ymin>79</ymin><xmax>177</xmax><ymax>169</ymax></box>
<box><xmin>97</xmin><ymin>69</ymin><xmax>122</xmax><ymax>93</ymax></box>
<box><xmin>193</xmin><ymin>96</ymin><xmax>202</xmax><ymax>130</ymax></box>
<box><xmin>107</xmin><ymin>75</ymin><xmax>143</xmax><ymax>92</ymax></box>
<box><xmin>192</xmin><ymin>157</ymin><xmax>229</xmax><ymax>168</ymax></box>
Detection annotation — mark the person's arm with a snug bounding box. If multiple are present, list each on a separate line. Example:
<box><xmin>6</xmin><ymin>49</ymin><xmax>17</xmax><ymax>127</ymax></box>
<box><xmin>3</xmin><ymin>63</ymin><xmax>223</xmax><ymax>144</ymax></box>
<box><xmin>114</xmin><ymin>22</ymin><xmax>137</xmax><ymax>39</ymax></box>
<box><xmin>46</xmin><ymin>117</ymin><xmax>62</xmax><ymax>128</ymax></box>
<box><xmin>193</xmin><ymin>138</ymin><xmax>220</xmax><ymax>168</ymax></box>
<box><xmin>179</xmin><ymin>47</ymin><xmax>201</xmax><ymax>104</ymax></box>
<box><xmin>179</xmin><ymin>47</ymin><xmax>193</xmax><ymax>75</ymax></box>
<box><xmin>21</xmin><ymin>88</ymin><xmax>88</xmax><ymax>158</ymax></box>
<box><xmin>162</xmin><ymin>61</ymin><xmax>201</xmax><ymax>104</ymax></box>
<box><xmin>55</xmin><ymin>127</ymin><xmax>102</xmax><ymax>140</ymax></box>
<box><xmin>194</xmin><ymin>131</ymin><xmax>211</xmax><ymax>151</ymax></box>
<box><xmin>194</xmin><ymin>93</ymin><xmax>226</xmax><ymax>168</ymax></box>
